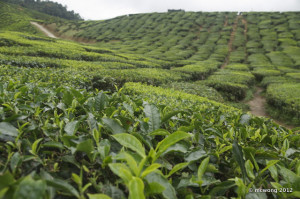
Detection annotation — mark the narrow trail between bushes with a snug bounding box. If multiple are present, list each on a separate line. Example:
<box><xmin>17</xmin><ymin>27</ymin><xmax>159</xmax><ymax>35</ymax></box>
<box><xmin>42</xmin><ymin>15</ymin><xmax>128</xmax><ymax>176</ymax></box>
<box><xmin>31</xmin><ymin>22</ymin><xmax>57</xmax><ymax>38</ymax></box>
<box><xmin>247</xmin><ymin>87</ymin><xmax>295</xmax><ymax>129</ymax></box>
<box><xmin>247</xmin><ymin>87</ymin><xmax>267</xmax><ymax>117</ymax></box>
<box><xmin>221</xmin><ymin>15</ymin><xmax>241</xmax><ymax>69</ymax></box>
<box><xmin>219</xmin><ymin>16</ymin><xmax>294</xmax><ymax>129</ymax></box>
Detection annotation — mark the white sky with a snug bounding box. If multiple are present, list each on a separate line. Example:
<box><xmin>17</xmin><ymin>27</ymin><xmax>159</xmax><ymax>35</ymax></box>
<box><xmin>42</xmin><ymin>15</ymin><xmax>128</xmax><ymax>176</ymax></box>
<box><xmin>52</xmin><ymin>0</ymin><xmax>300</xmax><ymax>20</ymax></box>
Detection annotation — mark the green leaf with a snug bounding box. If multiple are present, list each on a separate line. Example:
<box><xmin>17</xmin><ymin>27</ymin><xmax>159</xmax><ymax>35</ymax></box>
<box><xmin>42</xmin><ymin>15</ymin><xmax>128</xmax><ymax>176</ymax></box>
<box><xmin>62</xmin><ymin>155</ymin><xmax>80</xmax><ymax>168</ymax></box>
<box><xmin>109</xmin><ymin>163</ymin><xmax>133</xmax><ymax>184</ymax></box>
<box><xmin>245</xmin><ymin>160</ymin><xmax>255</xmax><ymax>180</ymax></box>
<box><xmin>0</xmin><ymin>187</ymin><xmax>9</xmax><ymax>198</ymax></box>
<box><xmin>141</xmin><ymin>163</ymin><xmax>161</xmax><ymax>178</ymax></box>
<box><xmin>163</xmin><ymin>143</ymin><xmax>189</xmax><ymax>155</ymax></box>
<box><xmin>99</xmin><ymin>139</ymin><xmax>110</xmax><ymax>160</ymax></box>
<box><xmin>209</xmin><ymin>181</ymin><xmax>235</xmax><ymax>196</ymax></box>
<box><xmin>46</xmin><ymin>178</ymin><xmax>79</xmax><ymax>197</ymax></box>
<box><xmin>101</xmin><ymin>184</ymin><xmax>126</xmax><ymax>199</ymax></box>
<box><xmin>123</xmin><ymin>102</ymin><xmax>134</xmax><ymax>115</ymax></box>
<box><xmin>63</xmin><ymin>90</ymin><xmax>73</xmax><ymax>106</ymax></box>
<box><xmin>129</xmin><ymin>177</ymin><xmax>145</xmax><ymax>199</ymax></box>
<box><xmin>197</xmin><ymin>157</ymin><xmax>210</xmax><ymax>186</ymax></box>
<box><xmin>289</xmin><ymin>192</ymin><xmax>300</xmax><ymax>198</ymax></box>
<box><xmin>184</xmin><ymin>149</ymin><xmax>207</xmax><ymax>162</ymax></box>
<box><xmin>0</xmin><ymin>122</ymin><xmax>18</xmax><ymax>137</ymax></box>
<box><xmin>95</xmin><ymin>92</ymin><xmax>108</xmax><ymax>111</ymax></box>
<box><xmin>150</xmin><ymin>129</ymin><xmax>170</xmax><ymax>137</ymax></box>
<box><xmin>83</xmin><ymin>183</ymin><xmax>92</xmax><ymax>193</ymax></box>
<box><xmin>14</xmin><ymin>176</ymin><xmax>46</xmax><ymax>199</ymax></box>
<box><xmin>112</xmin><ymin>133</ymin><xmax>145</xmax><ymax>157</ymax></box>
<box><xmin>30</xmin><ymin>138</ymin><xmax>43</xmax><ymax>155</ymax></box>
<box><xmin>10</xmin><ymin>152</ymin><xmax>22</xmax><ymax>173</ymax></box>
<box><xmin>267</xmin><ymin>161</ymin><xmax>278</xmax><ymax>182</ymax></box>
<box><xmin>146</xmin><ymin>182</ymin><xmax>165</xmax><ymax>195</ymax></box>
<box><xmin>282</xmin><ymin>138</ymin><xmax>290</xmax><ymax>153</ymax></box>
<box><xmin>71</xmin><ymin>173</ymin><xmax>81</xmax><ymax>185</ymax></box>
<box><xmin>234</xmin><ymin>177</ymin><xmax>247</xmax><ymax>198</ymax></box>
<box><xmin>115</xmin><ymin>152</ymin><xmax>138</xmax><ymax>176</ymax></box>
<box><xmin>64</xmin><ymin>121</ymin><xmax>79</xmax><ymax>135</ymax></box>
<box><xmin>42</xmin><ymin>141</ymin><xmax>64</xmax><ymax>150</ymax></box>
<box><xmin>162</xmin><ymin>110</ymin><xmax>186</xmax><ymax>123</ymax></box>
<box><xmin>232</xmin><ymin>140</ymin><xmax>247</xmax><ymax>182</ymax></box>
<box><xmin>167</xmin><ymin>162</ymin><xmax>189</xmax><ymax>178</ymax></box>
<box><xmin>88</xmin><ymin>194</ymin><xmax>112</xmax><ymax>199</ymax></box>
<box><xmin>0</xmin><ymin>171</ymin><xmax>15</xmax><ymax>190</ymax></box>
<box><xmin>219</xmin><ymin>145</ymin><xmax>232</xmax><ymax>154</ymax></box>
<box><xmin>155</xmin><ymin>131</ymin><xmax>191</xmax><ymax>158</ymax></box>
<box><xmin>278</xmin><ymin>165</ymin><xmax>300</xmax><ymax>190</ymax></box>
<box><xmin>76</xmin><ymin>139</ymin><xmax>94</xmax><ymax>160</ymax></box>
<box><xmin>144</xmin><ymin>104</ymin><xmax>161</xmax><ymax>132</ymax></box>
<box><xmin>145</xmin><ymin>173</ymin><xmax>177</xmax><ymax>199</ymax></box>
<box><xmin>257</xmin><ymin>160</ymin><xmax>279</xmax><ymax>178</ymax></box>
<box><xmin>102</xmin><ymin>118</ymin><xmax>125</xmax><ymax>134</ymax></box>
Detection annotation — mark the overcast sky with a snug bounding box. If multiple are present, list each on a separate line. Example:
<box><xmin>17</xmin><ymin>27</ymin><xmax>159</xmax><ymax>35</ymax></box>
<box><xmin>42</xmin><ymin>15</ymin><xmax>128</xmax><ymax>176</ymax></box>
<box><xmin>52</xmin><ymin>0</ymin><xmax>300</xmax><ymax>20</ymax></box>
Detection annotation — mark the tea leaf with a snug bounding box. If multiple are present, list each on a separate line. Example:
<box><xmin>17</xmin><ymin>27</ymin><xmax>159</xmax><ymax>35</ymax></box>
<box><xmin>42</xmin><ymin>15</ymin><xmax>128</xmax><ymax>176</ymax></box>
<box><xmin>129</xmin><ymin>177</ymin><xmax>145</xmax><ymax>199</ymax></box>
<box><xmin>112</xmin><ymin>133</ymin><xmax>145</xmax><ymax>157</ymax></box>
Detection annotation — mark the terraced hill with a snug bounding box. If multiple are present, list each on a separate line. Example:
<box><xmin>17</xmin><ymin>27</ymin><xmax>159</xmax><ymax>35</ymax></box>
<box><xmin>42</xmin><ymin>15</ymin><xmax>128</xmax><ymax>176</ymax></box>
<box><xmin>0</xmin><ymin>2</ymin><xmax>300</xmax><ymax>199</ymax></box>
<box><xmin>40</xmin><ymin>11</ymin><xmax>300</xmax><ymax>125</ymax></box>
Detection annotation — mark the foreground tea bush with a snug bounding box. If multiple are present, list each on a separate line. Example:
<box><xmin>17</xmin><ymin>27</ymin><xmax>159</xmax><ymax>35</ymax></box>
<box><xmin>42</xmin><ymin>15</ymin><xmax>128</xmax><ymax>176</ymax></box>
<box><xmin>0</xmin><ymin>80</ymin><xmax>299</xmax><ymax>199</ymax></box>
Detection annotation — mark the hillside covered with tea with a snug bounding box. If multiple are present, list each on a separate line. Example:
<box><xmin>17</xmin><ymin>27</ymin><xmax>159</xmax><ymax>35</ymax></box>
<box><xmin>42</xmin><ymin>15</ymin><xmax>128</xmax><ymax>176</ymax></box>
<box><xmin>0</xmin><ymin>1</ymin><xmax>299</xmax><ymax>199</ymax></box>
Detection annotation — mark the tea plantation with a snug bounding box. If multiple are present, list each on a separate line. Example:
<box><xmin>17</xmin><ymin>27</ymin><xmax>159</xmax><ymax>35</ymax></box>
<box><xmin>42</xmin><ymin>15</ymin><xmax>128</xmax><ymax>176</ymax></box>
<box><xmin>0</xmin><ymin>1</ymin><xmax>300</xmax><ymax>199</ymax></box>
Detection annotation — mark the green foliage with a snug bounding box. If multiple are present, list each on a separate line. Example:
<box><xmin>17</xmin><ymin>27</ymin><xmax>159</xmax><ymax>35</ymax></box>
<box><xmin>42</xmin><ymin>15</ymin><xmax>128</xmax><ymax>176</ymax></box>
<box><xmin>267</xmin><ymin>83</ymin><xmax>300</xmax><ymax>124</ymax></box>
<box><xmin>286</xmin><ymin>73</ymin><xmax>300</xmax><ymax>81</ymax></box>
<box><xmin>267</xmin><ymin>51</ymin><xmax>294</xmax><ymax>67</ymax></box>
<box><xmin>0</xmin><ymin>1</ymin><xmax>63</xmax><ymax>34</ymax></box>
<box><xmin>0</xmin><ymin>10</ymin><xmax>300</xmax><ymax>199</ymax></box>
<box><xmin>248</xmin><ymin>53</ymin><xmax>274</xmax><ymax>69</ymax></box>
<box><xmin>260</xmin><ymin>76</ymin><xmax>294</xmax><ymax>88</ymax></box>
<box><xmin>252</xmin><ymin>69</ymin><xmax>282</xmax><ymax>81</ymax></box>
<box><xmin>203</xmin><ymin>70</ymin><xmax>255</xmax><ymax>100</ymax></box>
<box><xmin>171</xmin><ymin>60</ymin><xmax>221</xmax><ymax>80</ymax></box>
<box><xmin>229</xmin><ymin>48</ymin><xmax>246</xmax><ymax>63</ymax></box>
<box><xmin>225</xmin><ymin>63</ymin><xmax>249</xmax><ymax>71</ymax></box>
<box><xmin>2</xmin><ymin>0</ymin><xmax>82</xmax><ymax>20</ymax></box>
<box><xmin>283</xmin><ymin>46</ymin><xmax>300</xmax><ymax>68</ymax></box>
<box><xmin>161</xmin><ymin>82</ymin><xmax>224</xmax><ymax>102</ymax></box>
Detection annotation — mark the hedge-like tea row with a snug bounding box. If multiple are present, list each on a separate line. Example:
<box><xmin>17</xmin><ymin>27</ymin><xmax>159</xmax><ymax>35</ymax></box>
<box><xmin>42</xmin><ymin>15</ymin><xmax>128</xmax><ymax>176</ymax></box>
<box><xmin>171</xmin><ymin>60</ymin><xmax>221</xmax><ymax>80</ymax></box>
<box><xmin>203</xmin><ymin>69</ymin><xmax>255</xmax><ymax>100</ymax></box>
<box><xmin>267</xmin><ymin>83</ymin><xmax>300</xmax><ymax>124</ymax></box>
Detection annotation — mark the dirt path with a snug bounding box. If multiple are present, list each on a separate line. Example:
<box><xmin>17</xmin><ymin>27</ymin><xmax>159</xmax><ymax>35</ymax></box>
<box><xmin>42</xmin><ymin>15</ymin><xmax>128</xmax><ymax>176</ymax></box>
<box><xmin>247</xmin><ymin>87</ymin><xmax>268</xmax><ymax>117</ymax></box>
<box><xmin>221</xmin><ymin>15</ymin><xmax>241</xmax><ymax>69</ymax></box>
<box><xmin>247</xmin><ymin>87</ymin><xmax>295</xmax><ymax>129</ymax></box>
<box><xmin>30</xmin><ymin>22</ymin><xmax>57</xmax><ymax>38</ymax></box>
<box><xmin>223</xmin><ymin>16</ymin><xmax>228</xmax><ymax>27</ymax></box>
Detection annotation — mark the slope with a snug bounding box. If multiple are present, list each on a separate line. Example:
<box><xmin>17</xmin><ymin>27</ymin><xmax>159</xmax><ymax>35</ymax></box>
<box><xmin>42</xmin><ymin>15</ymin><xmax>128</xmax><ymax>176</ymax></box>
<box><xmin>0</xmin><ymin>6</ymin><xmax>300</xmax><ymax>198</ymax></box>
<box><xmin>0</xmin><ymin>1</ymin><xmax>66</xmax><ymax>34</ymax></box>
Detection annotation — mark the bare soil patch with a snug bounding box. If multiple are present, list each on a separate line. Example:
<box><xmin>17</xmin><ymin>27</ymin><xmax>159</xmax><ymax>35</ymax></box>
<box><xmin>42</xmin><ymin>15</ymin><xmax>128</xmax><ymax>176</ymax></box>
<box><xmin>31</xmin><ymin>22</ymin><xmax>96</xmax><ymax>44</ymax></box>
<box><xmin>31</xmin><ymin>22</ymin><xmax>57</xmax><ymax>38</ymax></box>
<box><xmin>221</xmin><ymin>15</ymin><xmax>241</xmax><ymax>69</ymax></box>
<box><xmin>247</xmin><ymin>87</ymin><xmax>267</xmax><ymax>117</ymax></box>
<box><xmin>247</xmin><ymin>87</ymin><xmax>295</xmax><ymax>129</ymax></box>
